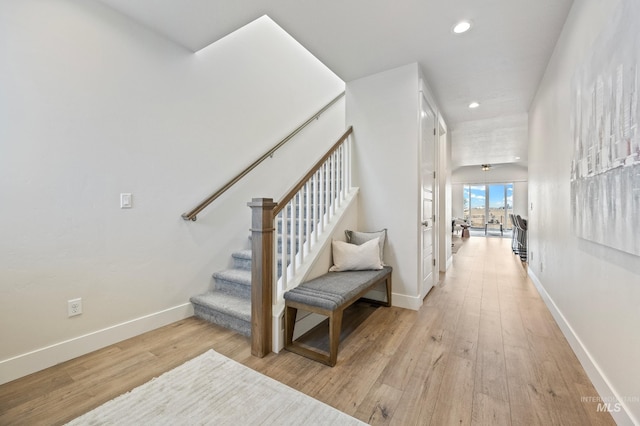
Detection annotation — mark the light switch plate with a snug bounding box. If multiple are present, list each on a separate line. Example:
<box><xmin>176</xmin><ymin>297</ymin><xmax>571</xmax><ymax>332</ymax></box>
<box><xmin>120</xmin><ymin>193</ymin><xmax>132</xmax><ymax>209</ymax></box>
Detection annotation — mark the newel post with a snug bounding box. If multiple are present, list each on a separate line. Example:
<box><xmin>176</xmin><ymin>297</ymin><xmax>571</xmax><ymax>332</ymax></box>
<box><xmin>247</xmin><ymin>198</ymin><xmax>276</xmax><ymax>357</ymax></box>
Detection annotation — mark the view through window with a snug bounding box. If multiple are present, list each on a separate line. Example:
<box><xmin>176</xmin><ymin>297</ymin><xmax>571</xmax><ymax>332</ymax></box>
<box><xmin>463</xmin><ymin>183</ymin><xmax>514</xmax><ymax>229</ymax></box>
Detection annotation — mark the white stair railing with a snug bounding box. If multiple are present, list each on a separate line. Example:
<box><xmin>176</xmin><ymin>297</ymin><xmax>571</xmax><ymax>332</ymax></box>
<box><xmin>273</xmin><ymin>128</ymin><xmax>352</xmax><ymax>303</ymax></box>
<box><xmin>248</xmin><ymin>126</ymin><xmax>353</xmax><ymax>357</ymax></box>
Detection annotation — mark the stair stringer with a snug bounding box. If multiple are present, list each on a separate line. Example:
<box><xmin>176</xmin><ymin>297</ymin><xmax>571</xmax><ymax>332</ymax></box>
<box><xmin>271</xmin><ymin>187</ymin><xmax>359</xmax><ymax>353</ymax></box>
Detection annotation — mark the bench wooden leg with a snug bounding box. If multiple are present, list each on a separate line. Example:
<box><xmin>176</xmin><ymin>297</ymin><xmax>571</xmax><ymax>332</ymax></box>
<box><xmin>328</xmin><ymin>309</ymin><xmax>343</xmax><ymax>367</ymax></box>
<box><xmin>384</xmin><ymin>275</ymin><xmax>392</xmax><ymax>307</ymax></box>
<box><xmin>285</xmin><ymin>305</ymin><xmax>297</xmax><ymax>347</ymax></box>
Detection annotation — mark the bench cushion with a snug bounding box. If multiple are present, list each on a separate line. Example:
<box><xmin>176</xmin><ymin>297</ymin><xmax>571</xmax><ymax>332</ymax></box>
<box><xmin>283</xmin><ymin>266</ymin><xmax>392</xmax><ymax>311</ymax></box>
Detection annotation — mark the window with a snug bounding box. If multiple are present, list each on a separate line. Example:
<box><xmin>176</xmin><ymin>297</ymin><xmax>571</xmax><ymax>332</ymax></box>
<box><xmin>462</xmin><ymin>183</ymin><xmax>514</xmax><ymax>229</ymax></box>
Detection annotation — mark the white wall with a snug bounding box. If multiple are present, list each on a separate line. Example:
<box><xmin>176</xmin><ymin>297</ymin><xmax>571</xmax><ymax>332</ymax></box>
<box><xmin>452</xmin><ymin>184</ymin><xmax>465</xmax><ymax>220</ymax></box>
<box><xmin>346</xmin><ymin>63</ymin><xmax>423</xmax><ymax>309</ymax></box>
<box><xmin>529</xmin><ymin>0</ymin><xmax>639</xmax><ymax>423</ymax></box>
<box><xmin>0</xmin><ymin>0</ymin><xmax>345</xmax><ymax>383</ymax></box>
<box><xmin>512</xmin><ymin>181</ymin><xmax>529</xmax><ymax>219</ymax></box>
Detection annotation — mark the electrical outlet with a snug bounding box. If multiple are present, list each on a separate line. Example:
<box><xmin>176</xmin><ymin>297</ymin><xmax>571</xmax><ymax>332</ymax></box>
<box><xmin>68</xmin><ymin>298</ymin><xmax>82</xmax><ymax>317</ymax></box>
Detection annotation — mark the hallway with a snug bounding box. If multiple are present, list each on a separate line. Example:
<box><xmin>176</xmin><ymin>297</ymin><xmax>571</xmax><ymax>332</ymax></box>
<box><xmin>0</xmin><ymin>237</ymin><xmax>614</xmax><ymax>425</ymax></box>
<box><xmin>425</xmin><ymin>236</ymin><xmax>614</xmax><ymax>425</ymax></box>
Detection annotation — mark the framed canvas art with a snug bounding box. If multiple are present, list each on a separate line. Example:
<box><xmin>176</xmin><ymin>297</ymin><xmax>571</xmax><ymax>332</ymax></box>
<box><xmin>570</xmin><ymin>0</ymin><xmax>640</xmax><ymax>256</ymax></box>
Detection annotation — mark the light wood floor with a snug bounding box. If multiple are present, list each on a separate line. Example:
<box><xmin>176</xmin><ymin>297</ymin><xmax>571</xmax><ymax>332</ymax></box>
<box><xmin>0</xmin><ymin>237</ymin><xmax>614</xmax><ymax>425</ymax></box>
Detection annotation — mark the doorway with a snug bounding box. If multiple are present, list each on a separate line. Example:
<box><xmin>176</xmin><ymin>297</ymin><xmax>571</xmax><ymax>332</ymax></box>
<box><xmin>462</xmin><ymin>183</ymin><xmax>514</xmax><ymax>236</ymax></box>
<box><xmin>420</xmin><ymin>93</ymin><xmax>437</xmax><ymax>298</ymax></box>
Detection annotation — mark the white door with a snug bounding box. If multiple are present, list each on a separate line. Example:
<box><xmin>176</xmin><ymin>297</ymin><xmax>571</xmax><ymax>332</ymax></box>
<box><xmin>420</xmin><ymin>93</ymin><xmax>436</xmax><ymax>298</ymax></box>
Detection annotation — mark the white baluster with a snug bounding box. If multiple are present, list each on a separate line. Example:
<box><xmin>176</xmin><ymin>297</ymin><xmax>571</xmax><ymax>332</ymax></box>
<box><xmin>331</xmin><ymin>152</ymin><xmax>337</xmax><ymax>217</ymax></box>
<box><xmin>280</xmin><ymin>207</ymin><xmax>288</xmax><ymax>291</ymax></box>
<box><xmin>346</xmin><ymin>137</ymin><xmax>352</xmax><ymax>190</ymax></box>
<box><xmin>305</xmin><ymin>181</ymin><xmax>311</xmax><ymax>254</ymax></box>
<box><xmin>312</xmin><ymin>172</ymin><xmax>319</xmax><ymax>244</ymax></box>
<box><xmin>319</xmin><ymin>164</ymin><xmax>325</xmax><ymax>232</ymax></box>
<box><xmin>336</xmin><ymin>146</ymin><xmax>342</xmax><ymax>205</ymax></box>
<box><xmin>290</xmin><ymin>197</ymin><xmax>296</xmax><ymax>283</ymax></box>
<box><xmin>298</xmin><ymin>190</ymin><xmax>305</xmax><ymax>265</ymax></box>
<box><xmin>327</xmin><ymin>155</ymin><xmax>332</xmax><ymax>220</ymax></box>
<box><xmin>273</xmin><ymin>213</ymin><xmax>279</xmax><ymax>305</ymax></box>
<box><xmin>328</xmin><ymin>157</ymin><xmax>333</xmax><ymax>220</ymax></box>
<box><xmin>343</xmin><ymin>144</ymin><xmax>347</xmax><ymax>196</ymax></box>
<box><xmin>275</xmin><ymin>211</ymin><xmax>283</xmax><ymax>304</ymax></box>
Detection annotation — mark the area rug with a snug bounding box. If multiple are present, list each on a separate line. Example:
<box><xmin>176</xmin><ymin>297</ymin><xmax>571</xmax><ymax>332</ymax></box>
<box><xmin>451</xmin><ymin>235</ymin><xmax>464</xmax><ymax>253</ymax></box>
<box><xmin>66</xmin><ymin>349</ymin><xmax>365</xmax><ymax>425</ymax></box>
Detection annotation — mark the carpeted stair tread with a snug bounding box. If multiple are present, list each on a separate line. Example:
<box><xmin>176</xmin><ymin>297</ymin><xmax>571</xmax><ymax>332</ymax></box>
<box><xmin>190</xmin><ymin>290</ymin><xmax>252</xmax><ymax>336</ymax></box>
<box><xmin>213</xmin><ymin>268</ymin><xmax>252</xmax><ymax>287</ymax></box>
<box><xmin>231</xmin><ymin>250</ymin><xmax>252</xmax><ymax>271</ymax></box>
<box><xmin>232</xmin><ymin>249</ymin><xmax>252</xmax><ymax>261</ymax></box>
<box><xmin>191</xmin><ymin>291</ymin><xmax>251</xmax><ymax>320</ymax></box>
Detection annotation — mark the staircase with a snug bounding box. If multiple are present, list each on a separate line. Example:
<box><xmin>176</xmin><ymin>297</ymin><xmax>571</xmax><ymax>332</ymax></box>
<box><xmin>190</xmin><ymin>249</ymin><xmax>254</xmax><ymax>336</ymax></box>
<box><xmin>190</xmin><ymin>203</ymin><xmax>315</xmax><ymax>336</ymax></box>
<box><xmin>189</xmin><ymin>127</ymin><xmax>353</xmax><ymax>345</ymax></box>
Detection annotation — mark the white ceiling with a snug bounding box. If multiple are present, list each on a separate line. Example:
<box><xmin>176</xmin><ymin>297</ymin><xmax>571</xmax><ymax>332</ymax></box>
<box><xmin>99</xmin><ymin>0</ymin><xmax>574</xmax><ymax>168</ymax></box>
<box><xmin>451</xmin><ymin>113</ymin><xmax>529</xmax><ymax>169</ymax></box>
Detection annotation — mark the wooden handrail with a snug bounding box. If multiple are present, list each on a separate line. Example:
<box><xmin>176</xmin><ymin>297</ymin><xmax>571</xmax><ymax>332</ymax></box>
<box><xmin>273</xmin><ymin>126</ymin><xmax>353</xmax><ymax>216</ymax></box>
<box><xmin>182</xmin><ymin>91</ymin><xmax>346</xmax><ymax>221</ymax></box>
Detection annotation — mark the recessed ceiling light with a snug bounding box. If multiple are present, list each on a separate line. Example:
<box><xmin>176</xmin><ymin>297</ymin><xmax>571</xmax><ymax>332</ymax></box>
<box><xmin>468</xmin><ymin>102</ymin><xmax>480</xmax><ymax>109</ymax></box>
<box><xmin>452</xmin><ymin>20</ymin><xmax>472</xmax><ymax>34</ymax></box>
<box><xmin>515</xmin><ymin>156</ymin><xmax>521</xmax><ymax>160</ymax></box>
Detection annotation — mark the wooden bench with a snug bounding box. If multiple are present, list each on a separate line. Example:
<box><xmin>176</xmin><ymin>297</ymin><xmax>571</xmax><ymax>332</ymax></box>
<box><xmin>283</xmin><ymin>266</ymin><xmax>392</xmax><ymax>366</ymax></box>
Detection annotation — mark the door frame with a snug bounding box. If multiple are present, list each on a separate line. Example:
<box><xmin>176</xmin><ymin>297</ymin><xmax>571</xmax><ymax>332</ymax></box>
<box><xmin>436</xmin><ymin>118</ymin><xmax>449</xmax><ymax>272</ymax></box>
<box><xmin>418</xmin><ymin>90</ymin><xmax>438</xmax><ymax>299</ymax></box>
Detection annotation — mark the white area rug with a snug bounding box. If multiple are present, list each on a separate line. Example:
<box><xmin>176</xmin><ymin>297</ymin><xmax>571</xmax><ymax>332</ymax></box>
<box><xmin>67</xmin><ymin>349</ymin><xmax>365</xmax><ymax>425</ymax></box>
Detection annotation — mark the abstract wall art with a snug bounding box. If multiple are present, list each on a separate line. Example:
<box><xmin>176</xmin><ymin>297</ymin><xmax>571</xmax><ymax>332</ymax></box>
<box><xmin>570</xmin><ymin>0</ymin><xmax>640</xmax><ymax>256</ymax></box>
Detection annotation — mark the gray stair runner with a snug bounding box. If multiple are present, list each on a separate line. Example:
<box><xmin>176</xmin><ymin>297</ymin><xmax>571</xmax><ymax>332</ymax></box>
<box><xmin>190</xmin><ymin>249</ymin><xmax>254</xmax><ymax>336</ymax></box>
<box><xmin>190</xmin><ymin>183</ymin><xmax>336</xmax><ymax>336</ymax></box>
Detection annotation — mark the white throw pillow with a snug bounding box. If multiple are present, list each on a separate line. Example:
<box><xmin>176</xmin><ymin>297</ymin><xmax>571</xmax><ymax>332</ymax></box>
<box><xmin>345</xmin><ymin>229</ymin><xmax>387</xmax><ymax>265</ymax></box>
<box><xmin>329</xmin><ymin>238</ymin><xmax>383</xmax><ymax>272</ymax></box>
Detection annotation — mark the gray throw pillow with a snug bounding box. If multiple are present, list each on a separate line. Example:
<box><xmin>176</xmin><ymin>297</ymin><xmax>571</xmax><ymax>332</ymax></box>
<box><xmin>345</xmin><ymin>229</ymin><xmax>387</xmax><ymax>264</ymax></box>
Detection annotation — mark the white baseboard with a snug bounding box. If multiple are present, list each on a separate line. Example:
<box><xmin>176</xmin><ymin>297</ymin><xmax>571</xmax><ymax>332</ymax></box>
<box><xmin>528</xmin><ymin>268</ymin><xmax>636</xmax><ymax>426</ymax></box>
<box><xmin>391</xmin><ymin>292</ymin><xmax>422</xmax><ymax>311</ymax></box>
<box><xmin>0</xmin><ymin>303</ymin><xmax>194</xmax><ymax>386</ymax></box>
